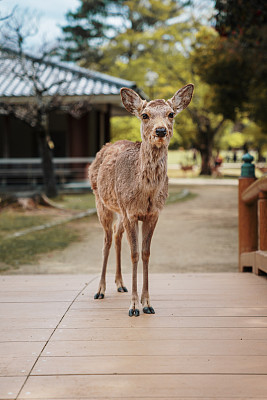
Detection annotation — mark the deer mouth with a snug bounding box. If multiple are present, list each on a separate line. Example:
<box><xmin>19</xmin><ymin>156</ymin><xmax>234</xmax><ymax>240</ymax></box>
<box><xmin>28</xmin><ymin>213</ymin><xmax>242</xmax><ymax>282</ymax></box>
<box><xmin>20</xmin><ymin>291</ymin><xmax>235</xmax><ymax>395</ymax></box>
<box><xmin>152</xmin><ymin>135</ymin><xmax>168</xmax><ymax>147</ymax></box>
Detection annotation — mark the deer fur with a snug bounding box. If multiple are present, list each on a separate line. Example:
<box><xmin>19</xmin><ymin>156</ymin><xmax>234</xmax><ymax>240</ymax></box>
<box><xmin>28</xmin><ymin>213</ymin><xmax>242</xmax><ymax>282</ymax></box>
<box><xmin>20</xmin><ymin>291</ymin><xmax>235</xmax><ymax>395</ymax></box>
<box><xmin>89</xmin><ymin>84</ymin><xmax>194</xmax><ymax>316</ymax></box>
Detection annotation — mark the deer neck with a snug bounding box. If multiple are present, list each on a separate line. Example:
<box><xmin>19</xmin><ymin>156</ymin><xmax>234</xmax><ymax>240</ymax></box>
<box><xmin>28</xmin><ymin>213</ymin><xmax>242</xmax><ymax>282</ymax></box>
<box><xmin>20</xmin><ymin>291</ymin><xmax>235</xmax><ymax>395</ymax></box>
<box><xmin>139</xmin><ymin>141</ymin><xmax>168</xmax><ymax>189</ymax></box>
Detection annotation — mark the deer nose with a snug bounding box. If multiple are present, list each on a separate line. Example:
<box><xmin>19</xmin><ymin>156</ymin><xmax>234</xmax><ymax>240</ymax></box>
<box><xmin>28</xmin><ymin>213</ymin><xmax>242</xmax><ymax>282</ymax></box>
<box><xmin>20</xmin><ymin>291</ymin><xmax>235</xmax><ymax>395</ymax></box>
<box><xmin>155</xmin><ymin>127</ymin><xmax>167</xmax><ymax>137</ymax></box>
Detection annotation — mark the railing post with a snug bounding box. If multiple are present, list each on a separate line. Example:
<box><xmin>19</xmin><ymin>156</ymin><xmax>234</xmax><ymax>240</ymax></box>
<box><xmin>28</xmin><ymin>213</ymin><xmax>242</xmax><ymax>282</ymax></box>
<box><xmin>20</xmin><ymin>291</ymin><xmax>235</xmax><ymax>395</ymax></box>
<box><xmin>238</xmin><ymin>153</ymin><xmax>257</xmax><ymax>271</ymax></box>
<box><xmin>258</xmin><ymin>192</ymin><xmax>267</xmax><ymax>251</ymax></box>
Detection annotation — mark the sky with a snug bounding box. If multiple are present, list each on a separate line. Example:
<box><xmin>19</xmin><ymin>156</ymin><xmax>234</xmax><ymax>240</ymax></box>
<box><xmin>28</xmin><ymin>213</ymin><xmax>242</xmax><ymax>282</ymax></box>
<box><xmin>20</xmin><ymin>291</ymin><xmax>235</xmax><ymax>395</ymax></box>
<box><xmin>0</xmin><ymin>0</ymin><xmax>214</xmax><ymax>52</ymax></box>
<box><xmin>0</xmin><ymin>0</ymin><xmax>80</xmax><ymax>48</ymax></box>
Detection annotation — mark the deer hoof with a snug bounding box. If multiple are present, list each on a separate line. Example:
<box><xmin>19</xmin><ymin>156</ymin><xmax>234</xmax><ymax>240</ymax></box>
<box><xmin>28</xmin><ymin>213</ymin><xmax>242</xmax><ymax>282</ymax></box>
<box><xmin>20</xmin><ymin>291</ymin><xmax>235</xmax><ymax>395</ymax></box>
<box><xmin>94</xmin><ymin>293</ymin><xmax>104</xmax><ymax>299</ymax></box>
<box><xmin>143</xmin><ymin>306</ymin><xmax>155</xmax><ymax>314</ymax></box>
<box><xmin>129</xmin><ymin>308</ymin><xmax>140</xmax><ymax>317</ymax></box>
<box><xmin>118</xmin><ymin>286</ymin><xmax>128</xmax><ymax>293</ymax></box>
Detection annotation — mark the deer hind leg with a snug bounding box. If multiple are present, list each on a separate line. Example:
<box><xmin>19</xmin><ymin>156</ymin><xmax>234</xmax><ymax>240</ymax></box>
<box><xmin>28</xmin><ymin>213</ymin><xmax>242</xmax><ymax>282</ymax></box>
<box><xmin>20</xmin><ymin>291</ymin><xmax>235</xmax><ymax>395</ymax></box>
<box><xmin>123</xmin><ymin>217</ymin><xmax>140</xmax><ymax>317</ymax></box>
<box><xmin>94</xmin><ymin>196</ymin><xmax>113</xmax><ymax>300</ymax></box>
<box><xmin>141</xmin><ymin>215</ymin><xmax>158</xmax><ymax>314</ymax></box>
<box><xmin>114</xmin><ymin>214</ymin><xmax>128</xmax><ymax>293</ymax></box>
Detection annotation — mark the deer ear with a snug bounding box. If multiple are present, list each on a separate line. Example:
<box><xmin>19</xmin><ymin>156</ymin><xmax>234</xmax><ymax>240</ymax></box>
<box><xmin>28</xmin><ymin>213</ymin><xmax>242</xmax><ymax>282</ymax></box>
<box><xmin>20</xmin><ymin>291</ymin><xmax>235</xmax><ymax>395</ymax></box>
<box><xmin>120</xmin><ymin>87</ymin><xmax>145</xmax><ymax>116</ymax></box>
<box><xmin>168</xmin><ymin>84</ymin><xmax>194</xmax><ymax>116</ymax></box>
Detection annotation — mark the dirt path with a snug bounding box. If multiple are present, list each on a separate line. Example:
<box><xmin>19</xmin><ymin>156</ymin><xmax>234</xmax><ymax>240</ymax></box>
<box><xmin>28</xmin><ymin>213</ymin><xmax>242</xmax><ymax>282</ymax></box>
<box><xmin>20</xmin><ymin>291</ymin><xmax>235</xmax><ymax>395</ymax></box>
<box><xmin>12</xmin><ymin>185</ymin><xmax>238</xmax><ymax>274</ymax></box>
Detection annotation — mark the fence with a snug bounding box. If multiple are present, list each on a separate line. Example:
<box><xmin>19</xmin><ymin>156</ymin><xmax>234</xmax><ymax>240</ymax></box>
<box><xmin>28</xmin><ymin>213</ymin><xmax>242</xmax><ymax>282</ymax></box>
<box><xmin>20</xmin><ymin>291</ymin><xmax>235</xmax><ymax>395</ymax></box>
<box><xmin>0</xmin><ymin>157</ymin><xmax>94</xmax><ymax>188</ymax></box>
<box><xmin>239</xmin><ymin>154</ymin><xmax>267</xmax><ymax>275</ymax></box>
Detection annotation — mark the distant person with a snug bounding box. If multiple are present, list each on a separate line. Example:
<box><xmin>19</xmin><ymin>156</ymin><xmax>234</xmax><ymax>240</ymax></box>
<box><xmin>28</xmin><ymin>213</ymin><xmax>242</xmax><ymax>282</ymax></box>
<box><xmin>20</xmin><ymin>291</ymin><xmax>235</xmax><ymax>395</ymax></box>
<box><xmin>213</xmin><ymin>152</ymin><xmax>223</xmax><ymax>177</ymax></box>
<box><xmin>215</xmin><ymin>153</ymin><xmax>223</xmax><ymax>168</ymax></box>
<box><xmin>233</xmin><ymin>151</ymin><xmax>237</xmax><ymax>163</ymax></box>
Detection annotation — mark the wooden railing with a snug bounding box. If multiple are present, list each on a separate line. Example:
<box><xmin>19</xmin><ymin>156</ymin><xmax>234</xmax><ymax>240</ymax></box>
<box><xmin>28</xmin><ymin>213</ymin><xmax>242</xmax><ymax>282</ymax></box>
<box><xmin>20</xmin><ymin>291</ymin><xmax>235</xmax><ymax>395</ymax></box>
<box><xmin>0</xmin><ymin>157</ymin><xmax>94</xmax><ymax>187</ymax></box>
<box><xmin>239</xmin><ymin>154</ymin><xmax>267</xmax><ymax>275</ymax></box>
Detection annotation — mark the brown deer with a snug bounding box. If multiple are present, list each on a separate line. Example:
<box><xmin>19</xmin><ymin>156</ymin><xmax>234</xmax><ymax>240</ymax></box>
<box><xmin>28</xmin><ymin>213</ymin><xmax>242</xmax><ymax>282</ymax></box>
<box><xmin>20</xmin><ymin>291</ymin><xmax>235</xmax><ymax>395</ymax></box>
<box><xmin>89</xmin><ymin>84</ymin><xmax>194</xmax><ymax>316</ymax></box>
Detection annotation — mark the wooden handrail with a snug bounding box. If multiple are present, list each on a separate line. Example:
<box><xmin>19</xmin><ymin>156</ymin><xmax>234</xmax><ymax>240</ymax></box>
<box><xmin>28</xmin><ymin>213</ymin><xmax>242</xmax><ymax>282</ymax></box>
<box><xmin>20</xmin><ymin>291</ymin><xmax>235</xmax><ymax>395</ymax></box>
<box><xmin>242</xmin><ymin>175</ymin><xmax>267</xmax><ymax>204</ymax></box>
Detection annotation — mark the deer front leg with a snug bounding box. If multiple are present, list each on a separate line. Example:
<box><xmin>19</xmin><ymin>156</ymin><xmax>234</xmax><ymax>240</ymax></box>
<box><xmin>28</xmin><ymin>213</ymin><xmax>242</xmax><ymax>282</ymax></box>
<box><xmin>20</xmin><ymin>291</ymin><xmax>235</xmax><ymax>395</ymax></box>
<box><xmin>114</xmin><ymin>214</ymin><xmax>128</xmax><ymax>293</ymax></box>
<box><xmin>124</xmin><ymin>217</ymin><xmax>140</xmax><ymax>317</ymax></box>
<box><xmin>141</xmin><ymin>215</ymin><xmax>158</xmax><ymax>314</ymax></box>
<box><xmin>94</xmin><ymin>197</ymin><xmax>113</xmax><ymax>300</ymax></box>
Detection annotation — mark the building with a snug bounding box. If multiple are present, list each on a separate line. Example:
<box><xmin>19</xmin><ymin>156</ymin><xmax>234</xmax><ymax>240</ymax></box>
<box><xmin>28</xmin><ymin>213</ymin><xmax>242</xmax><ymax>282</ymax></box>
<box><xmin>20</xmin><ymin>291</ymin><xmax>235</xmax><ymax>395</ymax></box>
<box><xmin>0</xmin><ymin>48</ymin><xmax>144</xmax><ymax>188</ymax></box>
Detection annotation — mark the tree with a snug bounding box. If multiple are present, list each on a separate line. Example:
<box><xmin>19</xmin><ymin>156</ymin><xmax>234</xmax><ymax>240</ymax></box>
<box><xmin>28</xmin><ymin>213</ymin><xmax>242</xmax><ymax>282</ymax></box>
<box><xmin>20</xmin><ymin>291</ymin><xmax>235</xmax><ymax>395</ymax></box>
<box><xmin>62</xmin><ymin>0</ymin><xmax>226</xmax><ymax>175</ymax></box>
<box><xmin>101</xmin><ymin>18</ymin><xmax>225</xmax><ymax>174</ymax></box>
<box><xmin>0</xmin><ymin>9</ymin><xmax>88</xmax><ymax>197</ymax></box>
<box><xmin>61</xmin><ymin>0</ymin><xmax>189</xmax><ymax>68</ymax></box>
<box><xmin>193</xmin><ymin>1</ymin><xmax>267</xmax><ymax>130</ymax></box>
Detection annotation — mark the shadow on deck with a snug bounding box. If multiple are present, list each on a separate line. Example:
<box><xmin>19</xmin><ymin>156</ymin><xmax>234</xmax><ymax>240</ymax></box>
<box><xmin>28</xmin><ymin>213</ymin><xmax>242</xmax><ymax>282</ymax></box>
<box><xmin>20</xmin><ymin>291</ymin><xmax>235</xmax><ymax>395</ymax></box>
<box><xmin>0</xmin><ymin>272</ymin><xmax>267</xmax><ymax>399</ymax></box>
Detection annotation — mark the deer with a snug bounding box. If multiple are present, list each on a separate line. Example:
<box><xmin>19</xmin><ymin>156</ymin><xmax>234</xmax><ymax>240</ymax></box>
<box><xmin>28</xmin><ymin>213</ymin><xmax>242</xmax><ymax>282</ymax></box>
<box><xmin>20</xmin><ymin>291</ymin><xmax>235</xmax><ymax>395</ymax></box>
<box><xmin>89</xmin><ymin>84</ymin><xmax>194</xmax><ymax>316</ymax></box>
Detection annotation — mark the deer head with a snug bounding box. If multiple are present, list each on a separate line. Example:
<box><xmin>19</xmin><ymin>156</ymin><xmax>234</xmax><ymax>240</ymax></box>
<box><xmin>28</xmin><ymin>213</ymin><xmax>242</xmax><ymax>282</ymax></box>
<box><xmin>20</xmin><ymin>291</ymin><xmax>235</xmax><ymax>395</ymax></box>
<box><xmin>120</xmin><ymin>84</ymin><xmax>194</xmax><ymax>148</ymax></box>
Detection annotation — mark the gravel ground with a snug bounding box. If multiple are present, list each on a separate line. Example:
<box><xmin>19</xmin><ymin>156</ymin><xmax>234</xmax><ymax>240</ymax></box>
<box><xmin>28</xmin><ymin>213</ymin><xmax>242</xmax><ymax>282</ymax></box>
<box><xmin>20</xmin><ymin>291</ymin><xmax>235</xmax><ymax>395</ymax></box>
<box><xmin>9</xmin><ymin>184</ymin><xmax>238</xmax><ymax>275</ymax></box>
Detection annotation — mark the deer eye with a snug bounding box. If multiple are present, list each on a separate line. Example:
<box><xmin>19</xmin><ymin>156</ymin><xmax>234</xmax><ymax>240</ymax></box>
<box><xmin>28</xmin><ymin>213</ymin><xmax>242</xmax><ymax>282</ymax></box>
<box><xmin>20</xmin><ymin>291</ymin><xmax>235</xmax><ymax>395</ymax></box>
<box><xmin>142</xmin><ymin>113</ymin><xmax>149</xmax><ymax>119</ymax></box>
<box><xmin>168</xmin><ymin>112</ymin><xmax>174</xmax><ymax>118</ymax></box>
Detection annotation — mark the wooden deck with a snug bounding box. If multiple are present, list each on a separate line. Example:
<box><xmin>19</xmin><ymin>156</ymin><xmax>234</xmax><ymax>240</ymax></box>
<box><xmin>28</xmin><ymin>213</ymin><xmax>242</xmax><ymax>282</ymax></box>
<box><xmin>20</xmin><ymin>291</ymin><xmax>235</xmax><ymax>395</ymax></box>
<box><xmin>0</xmin><ymin>272</ymin><xmax>267</xmax><ymax>399</ymax></box>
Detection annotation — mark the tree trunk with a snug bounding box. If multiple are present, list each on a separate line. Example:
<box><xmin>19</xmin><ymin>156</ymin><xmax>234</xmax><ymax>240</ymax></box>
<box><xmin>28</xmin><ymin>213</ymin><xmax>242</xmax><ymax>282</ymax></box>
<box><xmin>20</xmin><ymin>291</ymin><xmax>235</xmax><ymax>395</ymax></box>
<box><xmin>38</xmin><ymin>130</ymin><xmax>58</xmax><ymax>198</ymax></box>
<box><xmin>199</xmin><ymin>142</ymin><xmax>213</xmax><ymax>175</ymax></box>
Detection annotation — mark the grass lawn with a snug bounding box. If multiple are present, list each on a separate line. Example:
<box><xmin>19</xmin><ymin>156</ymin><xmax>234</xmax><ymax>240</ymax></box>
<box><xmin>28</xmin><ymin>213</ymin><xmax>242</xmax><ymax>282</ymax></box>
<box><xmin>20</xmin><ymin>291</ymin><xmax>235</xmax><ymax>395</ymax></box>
<box><xmin>52</xmin><ymin>192</ymin><xmax>96</xmax><ymax>210</ymax></box>
<box><xmin>168</xmin><ymin>149</ymin><xmax>200</xmax><ymax>166</ymax></box>
<box><xmin>0</xmin><ymin>212</ymin><xmax>51</xmax><ymax>235</ymax></box>
<box><xmin>0</xmin><ymin>188</ymin><xmax>195</xmax><ymax>271</ymax></box>
<box><xmin>0</xmin><ymin>208</ymin><xmax>80</xmax><ymax>270</ymax></box>
<box><xmin>0</xmin><ymin>225</ymin><xmax>78</xmax><ymax>270</ymax></box>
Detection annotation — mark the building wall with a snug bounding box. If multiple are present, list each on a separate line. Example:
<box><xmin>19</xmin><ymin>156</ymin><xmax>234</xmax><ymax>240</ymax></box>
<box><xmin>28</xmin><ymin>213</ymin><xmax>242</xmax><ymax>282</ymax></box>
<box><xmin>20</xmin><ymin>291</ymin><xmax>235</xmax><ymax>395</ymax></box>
<box><xmin>49</xmin><ymin>112</ymin><xmax>68</xmax><ymax>157</ymax></box>
<box><xmin>0</xmin><ymin>106</ymin><xmax>111</xmax><ymax>159</ymax></box>
<box><xmin>0</xmin><ymin>116</ymin><xmax>38</xmax><ymax>158</ymax></box>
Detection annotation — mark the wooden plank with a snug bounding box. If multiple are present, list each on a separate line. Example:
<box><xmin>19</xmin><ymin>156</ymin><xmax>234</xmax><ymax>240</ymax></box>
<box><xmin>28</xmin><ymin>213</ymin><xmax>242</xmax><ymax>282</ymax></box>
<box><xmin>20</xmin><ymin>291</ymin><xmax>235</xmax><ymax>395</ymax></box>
<box><xmin>87</xmin><ymin>273</ymin><xmax>267</xmax><ymax>285</ymax></box>
<box><xmin>18</xmin><ymin>375</ymin><xmax>267</xmax><ymax>398</ymax></box>
<box><xmin>58</xmin><ymin>315</ymin><xmax>267</xmax><ymax>328</ymax></box>
<box><xmin>0</xmin><ymin>357</ymin><xmax>35</xmax><ymax>377</ymax></box>
<box><xmin>0</xmin><ymin>273</ymin><xmax>266</xmax><ymax>400</ymax></box>
<box><xmin>0</xmin><ymin>318</ymin><xmax>60</xmax><ymax>329</ymax></box>
<box><xmin>66</xmin><ymin>307</ymin><xmax>267</xmax><ymax>317</ymax></box>
<box><xmin>0</xmin><ymin>275</ymin><xmax>94</xmax><ymax>291</ymax></box>
<box><xmin>80</xmin><ymin>290</ymin><xmax>267</xmax><ymax>299</ymax></box>
<box><xmin>0</xmin><ymin>377</ymin><xmax>25</xmax><ymax>400</ymax></box>
<box><xmin>0</xmin><ymin>329</ymin><xmax>53</xmax><ymax>342</ymax></box>
<box><xmin>72</xmin><ymin>298</ymin><xmax>267</xmax><ymax>308</ymax></box>
<box><xmin>0</xmin><ymin>303</ymin><xmax>70</xmax><ymax>318</ymax></box>
<box><xmin>78</xmin><ymin>291</ymin><xmax>267</xmax><ymax>300</ymax></box>
<box><xmin>0</xmin><ymin>291</ymin><xmax>80</xmax><ymax>302</ymax></box>
<box><xmin>32</xmin><ymin>354</ymin><xmax>267</xmax><ymax>375</ymax></box>
<box><xmin>43</xmin><ymin>339</ymin><xmax>267</xmax><ymax>356</ymax></box>
<box><xmin>0</xmin><ymin>342</ymin><xmax>45</xmax><ymax>357</ymax></box>
<box><xmin>51</xmin><ymin>327</ymin><xmax>267</xmax><ymax>341</ymax></box>
<box><xmin>16</xmin><ymin>395</ymin><xmax>267</xmax><ymax>400</ymax></box>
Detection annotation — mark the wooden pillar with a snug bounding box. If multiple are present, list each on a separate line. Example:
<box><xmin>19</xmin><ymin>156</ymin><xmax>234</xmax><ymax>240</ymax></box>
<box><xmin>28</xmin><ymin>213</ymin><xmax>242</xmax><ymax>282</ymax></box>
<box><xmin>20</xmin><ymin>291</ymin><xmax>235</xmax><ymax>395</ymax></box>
<box><xmin>258</xmin><ymin>192</ymin><xmax>267</xmax><ymax>251</ymax></box>
<box><xmin>99</xmin><ymin>111</ymin><xmax>105</xmax><ymax>148</ymax></box>
<box><xmin>104</xmin><ymin>104</ymin><xmax>111</xmax><ymax>143</ymax></box>
<box><xmin>3</xmin><ymin>115</ymin><xmax>10</xmax><ymax>157</ymax></box>
<box><xmin>68</xmin><ymin>115</ymin><xmax>88</xmax><ymax>157</ymax></box>
<box><xmin>239</xmin><ymin>177</ymin><xmax>258</xmax><ymax>271</ymax></box>
<box><xmin>238</xmin><ymin>153</ymin><xmax>258</xmax><ymax>272</ymax></box>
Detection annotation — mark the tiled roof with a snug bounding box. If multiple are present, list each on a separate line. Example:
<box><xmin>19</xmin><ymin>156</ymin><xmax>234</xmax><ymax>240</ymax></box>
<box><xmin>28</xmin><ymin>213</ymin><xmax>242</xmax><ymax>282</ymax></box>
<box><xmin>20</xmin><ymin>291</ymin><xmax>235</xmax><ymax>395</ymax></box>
<box><xmin>0</xmin><ymin>47</ymin><xmax>137</xmax><ymax>98</ymax></box>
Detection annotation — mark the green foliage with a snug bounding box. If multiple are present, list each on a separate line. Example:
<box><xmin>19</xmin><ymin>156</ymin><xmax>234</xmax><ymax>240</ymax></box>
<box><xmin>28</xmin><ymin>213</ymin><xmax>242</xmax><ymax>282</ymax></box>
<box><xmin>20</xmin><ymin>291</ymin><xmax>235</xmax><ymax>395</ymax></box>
<box><xmin>191</xmin><ymin>27</ymin><xmax>249</xmax><ymax>120</ymax></box>
<box><xmin>242</xmin><ymin>121</ymin><xmax>267</xmax><ymax>157</ymax></box>
<box><xmin>193</xmin><ymin>2</ymin><xmax>267</xmax><ymax>129</ymax></box>
<box><xmin>219</xmin><ymin>132</ymin><xmax>246</xmax><ymax>150</ymax></box>
<box><xmin>0</xmin><ymin>225</ymin><xmax>79</xmax><ymax>268</ymax></box>
<box><xmin>62</xmin><ymin>0</ymin><xmax>189</xmax><ymax>67</ymax></box>
<box><xmin>52</xmin><ymin>193</ymin><xmax>96</xmax><ymax>210</ymax></box>
<box><xmin>0</xmin><ymin>212</ymin><xmax>50</xmax><ymax>234</ymax></box>
<box><xmin>111</xmin><ymin>116</ymin><xmax>141</xmax><ymax>142</ymax></box>
<box><xmin>214</xmin><ymin>0</ymin><xmax>267</xmax><ymax>42</ymax></box>
<box><xmin>61</xmin><ymin>0</ymin><xmax>237</xmax><ymax>174</ymax></box>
